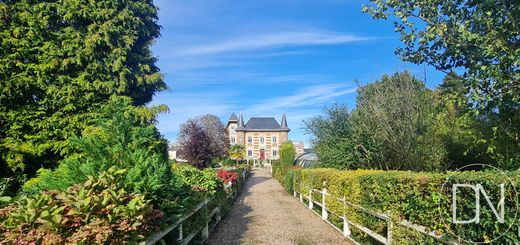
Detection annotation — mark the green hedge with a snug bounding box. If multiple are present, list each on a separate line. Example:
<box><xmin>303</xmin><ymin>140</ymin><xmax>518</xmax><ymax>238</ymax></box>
<box><xmin>273</xmin><ymin>167</ymin><xmax>520</xmax><ymax>244</ymax></box>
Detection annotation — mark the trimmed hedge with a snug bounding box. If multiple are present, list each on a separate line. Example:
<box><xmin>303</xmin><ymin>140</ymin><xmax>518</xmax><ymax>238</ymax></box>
<box><xmin>273</xmin><ymin>166</ymin><xmax>520</xmax><ymax>244</ymax></box>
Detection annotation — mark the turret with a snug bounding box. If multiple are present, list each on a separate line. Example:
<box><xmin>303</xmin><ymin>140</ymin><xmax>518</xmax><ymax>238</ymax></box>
<box><xmin>280</xmin><ymin>112</ymin><xmax>288</xmax><ymax>129</ymax></box>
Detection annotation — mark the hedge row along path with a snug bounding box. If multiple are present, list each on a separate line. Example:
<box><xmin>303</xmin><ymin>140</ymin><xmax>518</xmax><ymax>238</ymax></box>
<box><xmin>206</xmin><ymin>168</ymin><xmax>351</xmax><ymax>245</ymax></box>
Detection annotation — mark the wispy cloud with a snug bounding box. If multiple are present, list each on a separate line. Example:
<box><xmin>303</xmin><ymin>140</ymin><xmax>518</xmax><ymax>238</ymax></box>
<box><xmin>247</xmin><ymin>82</ymin><xmax>357</xmax><ymax>114</ymax></box>
<box><xmin>182</xmin><ymin>31</ymin><xmax>376</xmax><ymax>55</ymax></box>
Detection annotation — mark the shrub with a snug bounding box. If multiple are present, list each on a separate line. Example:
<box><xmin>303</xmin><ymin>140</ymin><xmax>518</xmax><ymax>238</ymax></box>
<box><xmin>216</xmin><ymin>169</ymin><xmax>239</xmax><ymax>185</ymax></box>
<box><xmin>280</xmin><ymin>141</ymin><xmax>296</xmax><ymax>167</ymax></box>
<box><xmin>23</xmin><ymin>98</ymin><xmax>195</xmax><ymax>221</ymax></box>
<box><xmin>276</xmin><ymin>167</ymin><xmax>520</xmax><ymax>244</ymax></box>
<box><xmin>176</xmin><ymin>167</ymin><xmax>223</xmax><ymax>195</ymax></box>
<box><xmin>0</xmin><ymin>167</ymin><xmax>164</xmax><ymax>244</ymax></box>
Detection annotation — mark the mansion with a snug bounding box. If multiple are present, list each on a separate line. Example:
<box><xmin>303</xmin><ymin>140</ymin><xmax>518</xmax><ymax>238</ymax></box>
<box><xmin>227</xmin><ymin>112</ymin><xmax>290</xmax><ymax>160</ymax></box>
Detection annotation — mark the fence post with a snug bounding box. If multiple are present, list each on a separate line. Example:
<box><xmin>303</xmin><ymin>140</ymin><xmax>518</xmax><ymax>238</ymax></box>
<box><xmin>342</xmin><ymin>196</ymin><xmax>351</xmax><ymax>237</ymax></box>
<box><xmin>386</xmin><ymin>211</ymin><xmax>393</xmax><ymax>245</ymax></box>
<box><xmin>177</xmin><ymin>224</ymin><xmax>183</xmax><ymax>241</ymax></box>
<box><xmin>308</xmin><ymin>188</ymin><xmax>313</xmax><ymax>209</ymax></box>
<box><xmin>321</xmin><ymin>186</ymin><xmax>328</xmax><ymax>220</ymax></box>
<box><xmin>202</xmin><ymin>201</ymin><xmax>209</xmax><ymax>239</ymax></box>
<box><xmin>342</xmin><ymin>217</ymin><xmax>351</xmax><ymax>237</ymax></box>
<box><xmin>202</xmin><ymin>223</ymin><xmax>209</xmax><ymax>239</ymax></box>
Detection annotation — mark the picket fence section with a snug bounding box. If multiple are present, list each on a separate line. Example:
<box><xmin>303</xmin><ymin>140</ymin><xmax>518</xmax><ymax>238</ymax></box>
<box><xmin>292</xmin><ymin>181</ymin><xmax>461</xmax><ymax>245</ymax></box>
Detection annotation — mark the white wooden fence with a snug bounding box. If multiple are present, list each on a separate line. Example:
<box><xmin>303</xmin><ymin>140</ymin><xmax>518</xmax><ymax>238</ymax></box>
<box><xmin>293</xmin><ymin>181</ymin><xmax>460</xmax><ymax>245</ymax></box>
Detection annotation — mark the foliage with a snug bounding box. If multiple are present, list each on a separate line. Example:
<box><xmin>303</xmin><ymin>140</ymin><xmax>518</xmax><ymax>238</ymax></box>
<box><xmin>0</xmin><ymin>167</ymin><xmax>164</xmax><ymax>244</ymax></box>
<box><xmin>0</xmin><ymin>178</ymin><xmax>13</xmax><ymax>206</ymax></box>
<box><xmin>275</xmin><ymin>167</ymin><xmax>520</xmax><ymax>244</ymax></box>
<box><xmin>303</xmin><ymin>104</ymin><xmax>356</xmax><ymax>169</ymax></box>
<box><xmin>352</xmin><ymin>71</ymin><xmax>446</xmax><ymax>171</ymax></box>
<box><xmin>272</xmin><ymin>165</ymin><xmax>301</xmax><ymax>194</ymax></box>
<box><xmin>362</xmin><ymin>0</ymin><xmax>519</xmax><ymax>111</ymax></box>
<box><xmin>432</xmin><ymin>73</ymin><xmax>494</xmax><ymax>169</ymax></box>
<box><xmin>23</xmin><ymin>98</ymin><xmax>193</xmax><ymax>220</ymax></box>
<box><xmin>216</xmin><ymin>169</ymin><xmax>239</xmax><ymax>185</ymax></box>
<box><xmin>279</xmin><ymin>141</ymin><xmax>296</xmax><ymax>167</ymax></box>
<box><xmin>0</xmin><ymin>0</ymin><xmax>166</xmax><ymax>176</ymax></box>
<box><xmin>177</xmin><ymin>120</ymin><xmax>215</xmax><ymax>169</ymax></box>
<box><xmin>306</xmin><ymin>71</ymin><xmax>519</xmax><ymax>171</ymax></box>
<box><xmin>228</xmin><ymin>144</ymin><xmax>246</xmax><ymax>165</ymax></box>
<box><xmin>176</xmin><ymin>167</ymin><xmax>223</xmax><ymax>195</ymax></box>
<box><xmin>199</xmin><ymin>114</ymin><xmax>230</xmax><ymax>160</ymax></box>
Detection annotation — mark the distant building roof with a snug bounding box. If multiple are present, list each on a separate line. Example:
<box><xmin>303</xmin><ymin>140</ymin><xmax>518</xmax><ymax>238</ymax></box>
<box><xmin>229</xmin><ymin>112</ymin><xmax>290</xmax><ymax>132</ymax></box>
<box><xmin>245</xmin><ymin>117</ymin><xmax>281</xmax><ymax>130</ymax></box>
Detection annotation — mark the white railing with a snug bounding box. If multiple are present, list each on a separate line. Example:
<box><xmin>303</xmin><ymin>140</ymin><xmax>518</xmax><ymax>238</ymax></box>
<box><xmin>293</xmin><ymin>181</ymin><xmax>460</xmax><ymax>245</ymax></box>
<box><xmin>143</xmin><ymin>170</ymin><xmax>248</xmax><ymax>245</ymax></box>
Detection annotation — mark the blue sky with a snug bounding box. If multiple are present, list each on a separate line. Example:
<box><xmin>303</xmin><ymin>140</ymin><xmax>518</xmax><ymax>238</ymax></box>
<box><xmin>150</xmin><ymin>0</ymin><xmax>445</xmax><ymax>147</ymax></box>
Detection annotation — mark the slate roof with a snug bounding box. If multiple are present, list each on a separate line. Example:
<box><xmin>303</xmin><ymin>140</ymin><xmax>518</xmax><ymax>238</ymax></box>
<box><xmin>244</xmin><ymin>117</ymin><xmax>281</xmax><ymax>130</ymax></box>
<box><xmin>230</xmin><ymin>113</ymin><xmax>290</xmax><ymax>132</ymax></box>
<box><xmin>228</xmin><ymin>112</ymin><xmax>238</xmax><ymax>121</ymax></box>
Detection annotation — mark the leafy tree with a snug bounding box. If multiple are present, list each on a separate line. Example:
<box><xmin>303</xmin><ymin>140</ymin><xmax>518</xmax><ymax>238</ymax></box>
<box><xmin>199</xmin><ymin>114</ymin><xmax>229</xmax><ymax>160</ymax></box>
<box><xmin>352</xmin><ymin>72</ymin><xmax>445</xmax><ymax>171</ymax></box>
<box><xmin>279</xmin><ymin>141</ymin><xmax>296</xmax><ymax>167</ymax></box>
<box><xmin>228</xmin><ymin>144</ymin><xmax>246</xmax><ymax>165</ymax></box>
<box><xmin>177</xmin><ymin>120</ymin><xmax>214</xmax><ymax>169</ymax></box>
<box><xmin>304</xmin><ymin>104</ymin><xmax>356</xmax><ymax>169</ymax></box>
<box><xmin>0</xmin><ymin>0</ymin><xmax>166</xmax><ymax>177</ymax></box>
<box><xmin>433</xmin><ymin>73</ymin><xmax>493</xmax><ymax>169</ymax></box>
<box><xmin>362</xmin><ymin>0</ymin><xmax>519</xmax><ymax>110</ymax></box>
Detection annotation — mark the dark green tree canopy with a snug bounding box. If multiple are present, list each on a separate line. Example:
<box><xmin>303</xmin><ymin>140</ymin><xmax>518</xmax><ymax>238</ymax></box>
<box><xmin>362</xmin><ymin>0</ymin><xmax>519</xmax><ymax>109</ymax></box>
<box><xmin>0</xmin><ymin>0</ymin><xmax>165</xmax><ymax>175</ymax></box>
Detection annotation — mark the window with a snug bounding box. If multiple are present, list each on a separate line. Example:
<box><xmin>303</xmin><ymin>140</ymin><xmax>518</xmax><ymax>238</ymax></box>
<box><xmin>260</xmin><ymin>136</ymin><xmax>265</xmax><ymax>144</ymax></box>
<box><xmin>230</xmin><ymin>137</ymin><xmax>235</xmax><ymax>144</ymax></box>
<box><xmin>248</xmin><ymin>150</ymin><xmax>253</xmax><ymax>157</ymax></box>
<box><xmin>248</xmin><ymin>136</ymin><xmax>252</xmax><ymax>144</ymax></box>
<box><xmin>272</xmin><ymin>150</ymin><xmax>277</xmax><ymax>157</ymax></box>
<box><xmin>272</xmin><ymin>136</ymin><xmax>277</xmax><ymax>145</ymax></box>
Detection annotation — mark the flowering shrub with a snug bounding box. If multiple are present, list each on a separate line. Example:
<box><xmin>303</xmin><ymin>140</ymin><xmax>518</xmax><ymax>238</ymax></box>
<box><xmin>216</xmin><ymin>169</ymin><xmax>239</xmax><ymax>185</ymax></box>
<box><xmin>0</xmin><ymin>167</ymin><xmax>164</xmax><ymax>244</ymax></box>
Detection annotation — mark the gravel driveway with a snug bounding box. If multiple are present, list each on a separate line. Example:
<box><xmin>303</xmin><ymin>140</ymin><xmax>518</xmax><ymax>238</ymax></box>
<box><xmin>206</xmin><ymin>168</ymin><xmax>352</xmax><ymax>245</ymax></box>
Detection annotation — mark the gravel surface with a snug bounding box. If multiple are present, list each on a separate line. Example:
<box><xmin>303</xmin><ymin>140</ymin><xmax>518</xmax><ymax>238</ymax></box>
<box><xmin>206</xmin><ymin>168</ymin><xmax>352</xmax><ymax>245</ymax></box>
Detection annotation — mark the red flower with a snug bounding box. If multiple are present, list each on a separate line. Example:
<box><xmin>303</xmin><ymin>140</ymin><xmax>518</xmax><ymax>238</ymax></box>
<box><xmin>216</xmin><ymin>169</ymin><xmax>239</xmax><ymax>185</ymax></box>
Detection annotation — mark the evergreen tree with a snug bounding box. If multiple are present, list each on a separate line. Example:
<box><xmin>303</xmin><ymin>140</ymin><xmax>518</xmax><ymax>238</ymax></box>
<box><xmin>0</xmin><ymin>0</ymin><xmax>166</xmax><ymax>177</ymax></box>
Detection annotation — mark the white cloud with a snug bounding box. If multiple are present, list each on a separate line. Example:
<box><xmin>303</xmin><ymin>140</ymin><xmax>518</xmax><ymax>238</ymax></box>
<box><xmin>247</xmin><ymin>82</ymin><xmax>357</xmax><ymax>114</ymax></box>
<box><xmin>181</xmin><ymin>31</ymin><xmax>375</xmax><ymax>55</ymax></box>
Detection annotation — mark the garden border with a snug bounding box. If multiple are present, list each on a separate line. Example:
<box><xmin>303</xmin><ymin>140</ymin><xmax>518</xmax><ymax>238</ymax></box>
<box><xmin>142</xmin><ymin>169</ymin><xmax>250</xmax><ymax>245</ymax></box>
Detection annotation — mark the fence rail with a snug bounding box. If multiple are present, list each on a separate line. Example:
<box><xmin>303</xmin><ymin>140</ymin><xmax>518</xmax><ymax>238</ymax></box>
<box><xmin>293</xmin><ymin>181</ymin><xmax>460</xmax><ymax>245</ymax></box>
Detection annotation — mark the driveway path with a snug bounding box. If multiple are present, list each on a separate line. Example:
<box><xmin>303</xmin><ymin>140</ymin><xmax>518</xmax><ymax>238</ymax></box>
<box><xmin>206</xmin><ymin>168</ymin><xmax>351</xmax><ymax>245</ymax></box>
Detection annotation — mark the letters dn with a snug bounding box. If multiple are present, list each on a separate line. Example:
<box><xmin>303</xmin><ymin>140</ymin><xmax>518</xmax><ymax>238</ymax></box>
<box><xmin>440</xmin><ymin>164</ymin><xmax>518</xmax><ymax>243</ymax></box>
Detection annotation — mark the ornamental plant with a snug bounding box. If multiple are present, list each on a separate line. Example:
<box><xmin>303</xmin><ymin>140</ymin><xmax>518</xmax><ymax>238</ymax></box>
<box><xmin>175</xmin><ymin>167</ymin><xmax>223</xmax><ymax>195</ymax></box>
<box><xmin>216</xmin><ymin>169</ymin><xmax>239</xmax><ymax>185</ymax></box>
<box><xmin>0</xmin><ymin>167</ymin><xmax>164</xmax><ymax>244</ymax></box>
